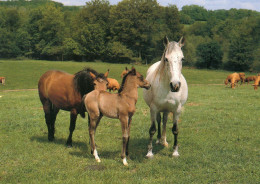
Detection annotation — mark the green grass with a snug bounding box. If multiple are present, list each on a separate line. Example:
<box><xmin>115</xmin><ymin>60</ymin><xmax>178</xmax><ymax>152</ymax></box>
<box><xmin>0</xmin><ymin>60</ymin><xmax>259</xmax><ymax>183</ymax></box>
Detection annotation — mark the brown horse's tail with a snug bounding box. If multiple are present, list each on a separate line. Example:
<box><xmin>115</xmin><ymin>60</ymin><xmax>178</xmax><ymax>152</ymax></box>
<box><xmin>79</xmin><ymin>95</ymin><xmax>87</xmax><ymax>118</ymax></box>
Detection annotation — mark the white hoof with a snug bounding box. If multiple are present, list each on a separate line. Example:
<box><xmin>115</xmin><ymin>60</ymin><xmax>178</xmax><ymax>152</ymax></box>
<box><xmin>96</xmin><ymin>158</ymin><xmax>101</xmax><ymax>162</ymax></box>
<box><xmin>156</xmin><ymin>139</ymin><xmax>160</xmax><ymax>144</ymax></box>
<box><xmin>146</xmin><ymin>151</ymin><xmax>154</xmax><ymax>158</ymax></box>
<box><xmin>172</xmin><ymin>151</ymin><xmax>180</xmax><ymax>157</ymax></box>
<box><xmin>123</xmin><ymin>158</ymin><xmax>128</xmax><ymax>166</ymax></box>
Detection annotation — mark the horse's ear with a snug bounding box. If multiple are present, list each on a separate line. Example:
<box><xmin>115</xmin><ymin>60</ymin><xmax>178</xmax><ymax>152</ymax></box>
<box><xmin>125</xmin><ymin>67</ymin><xmax>128</xmax><ymax>71</ymax></box>
<box><xmin>89</xmin><ymin>72</ymin><xmax>96</xmax><ymax>79</ymax></box>
<box><xmin>104</xmin><ymin>69</ymin><xmax>109</xmax><ymax>77</ymax></box>
<box><xmin>131</xmin><ymin>67</ymin><xmax>136</xmax><ymax>75</ymax></box>
<box><xmin>178</xmin><ymin>36</ymin><xmax>185</xmax><ymax>47</ymax></box>
<box><xmin>163</xmin><ymin>36</ymin><xmax>169</xmax><ymax>47</ymax></box>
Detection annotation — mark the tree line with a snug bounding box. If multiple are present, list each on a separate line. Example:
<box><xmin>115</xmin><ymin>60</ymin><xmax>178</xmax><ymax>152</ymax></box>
<box><xmin>0</xmin><ymin>0</ymin><xmax>259</xmax><ymax>71</ymax></box>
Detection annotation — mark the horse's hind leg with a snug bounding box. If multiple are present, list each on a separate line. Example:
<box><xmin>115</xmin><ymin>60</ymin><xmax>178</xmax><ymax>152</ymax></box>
<box><xmin>66</xmin><ymin>109</ymin><xmax>78</xmax><ymax>147</ymax></box>
<box><xmin>50</xmin><ymin>105</ymin><xmax>59</xmax><ymax>141</ymax></box>
<box><xmin>42</xmin><ymin>101</ymin><xmax>53</xmax><ymax>141</ymax></box>
<box><xmin>42</xmin><ymin>100</ymin><xmax>58</xmax><ymax>141</ymax></box>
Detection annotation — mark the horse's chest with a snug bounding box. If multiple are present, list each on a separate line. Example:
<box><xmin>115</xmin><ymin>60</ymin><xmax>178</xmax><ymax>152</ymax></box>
<box><xmin>154</xmin><ymin>94</ymin><xmax>179</xmax><ymax>110</ymax></box>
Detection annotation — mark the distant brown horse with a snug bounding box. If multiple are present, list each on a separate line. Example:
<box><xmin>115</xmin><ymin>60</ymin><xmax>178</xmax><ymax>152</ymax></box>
<box><xmin>84</xmin><ymin>67</ymin><xmax>151</xmax><ymax>166</ymax></box>
<box><xmin>104</xmin><ymin>69</ymin><xmax>120</xmax><ymax>92</ymax></box>
<box><xmin>0</xmin><ymin>77</ymin><xmax>5</xmax><ymax>85</ymax></box>
<box><xmin>245</xmin><ymin>76</ymin><xmax>257</xmax><ymax>84</ymax></box>
<box><xmin>253</xmin><ymin>76</ymin><xmax>260</xmax><ymax>90</ymax></box>
<box><xmin>38</xmin><ymin>68</ymin><xmax>108</xmax><ymax>146</ymax></box>
<box><xmin>120</xmin><ymin>67</ymin><xmax>129</xmax><ymax>78</ymax></box>
<box><xmin>224</xmin><ymin>73</ymin><xmax>244</xmax><ymax>88</ymax></box>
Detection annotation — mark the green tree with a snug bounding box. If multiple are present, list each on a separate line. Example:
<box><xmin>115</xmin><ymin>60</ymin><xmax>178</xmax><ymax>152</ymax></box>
<box><xmin>28</xmin><ymin>3</ymin><xmax>65</xmax><ymax>60</ymax></box>
<box><xmin>181</xmin><ymin>5</ymin><xmax>208</xmax><ymax>21</ymax></box>
<box><xmin>196</xmin><ymin>41</ymin><xmax>223</xmax><ymax>69</ymax></box>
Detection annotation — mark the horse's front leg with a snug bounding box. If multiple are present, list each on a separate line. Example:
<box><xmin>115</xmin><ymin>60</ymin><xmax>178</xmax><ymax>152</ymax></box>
<box><xmin>126</xmin><ymin>116</ymin><xmax>132</xmax><ymax>157</ymax></box>
<box><xmin>161</xmin><ymin>112</ymin><xmax>169</xmax><ymax>147</ymax></box>
<box><xmin>146</xmin><ymin>107</ymin><xmax>157</xmax><ymax>158</ymax></box>
<box><xmin>66</xmin><ymin>109</ymin><xmax>77</xmax><ymax>147</ymax></box>
<box><xmin>89</xmin><ymin>115</ymin><xmax>102</xmax><ymax>163</ymax></box>
<box><xmin>155</xmin><ymin>112</ymin><xmax>161</xmax><ymax>144</ymax></box>
<box><xmin>120</xmin><ymin>115</ymin><xmax>129</xmax><ymax>166</ymax></box>
<box><xmin>172</xmin><ymin>107</ymin><xmax>181</xmax><ymax>157</ymax></box>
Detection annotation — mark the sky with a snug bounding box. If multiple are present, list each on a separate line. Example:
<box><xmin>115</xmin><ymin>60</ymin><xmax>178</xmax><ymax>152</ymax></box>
<box><xmin>54</xmin><ymin>0</ymin><xmax>260</xmax><ymax>12</ymax></box>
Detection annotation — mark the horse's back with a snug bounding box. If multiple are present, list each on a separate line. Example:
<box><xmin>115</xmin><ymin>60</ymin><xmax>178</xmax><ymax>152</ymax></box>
<box><xmin>38</xmin><ymin>70</ymin><xmax>77</xmax><ymax>108</ymax></box>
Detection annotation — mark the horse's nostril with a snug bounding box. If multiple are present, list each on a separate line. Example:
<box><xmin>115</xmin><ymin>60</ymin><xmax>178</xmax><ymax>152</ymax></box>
<box><xmin>170</xmin><ymin>82</ymin><xmax>181</xmax><ymax>92</ymax></box>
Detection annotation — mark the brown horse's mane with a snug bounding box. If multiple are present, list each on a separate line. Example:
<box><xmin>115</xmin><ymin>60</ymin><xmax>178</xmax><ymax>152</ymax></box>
<box><xmin>118</xmin><ymin>70</ymin><xmax>135</xmax><ymax>93</ymax></box>
<box><xmin>73</xmin><ymin>68</ymin><xmax>107</xmax><ymax>97</ymax></box>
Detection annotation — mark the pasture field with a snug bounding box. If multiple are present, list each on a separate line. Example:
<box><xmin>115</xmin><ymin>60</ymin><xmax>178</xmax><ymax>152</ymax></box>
<box><xmin>0</xmin><ymin>60</ymin><xmax>259</xmax><ymax>183</ymax></box>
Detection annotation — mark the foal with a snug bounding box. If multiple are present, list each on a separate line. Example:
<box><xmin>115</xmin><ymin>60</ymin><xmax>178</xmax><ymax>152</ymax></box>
<box><xmin>84</xmin><ymin>67</ymin><xmax>150</xmax><ymax>166</ymax></box>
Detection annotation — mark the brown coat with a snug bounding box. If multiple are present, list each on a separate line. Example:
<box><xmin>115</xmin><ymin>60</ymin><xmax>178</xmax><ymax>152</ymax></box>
<box><xmin>0</xmin><ymin>77</ymin><xmax>5</xmax><ymax>85</ymax></box>
<box><xmin>107</xmin><ymin>78</ymin><xmax>120</xmax><ymax>92</ymax></box>
<box><xmin>253</xmin><ymin>76</ymin><xmax>260</xmax><ymax>90</ymax></box>
<box><xmin>224</xmin><ymin>73</ymin><xmax>241</xmax><ymax>88</ymax></box>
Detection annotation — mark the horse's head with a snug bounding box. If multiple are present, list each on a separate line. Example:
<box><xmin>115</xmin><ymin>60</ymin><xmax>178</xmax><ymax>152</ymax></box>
<box><xmin>162</xmin><ymin>36</ymin><xmax>185</xmax><ymax>92</ymax></box>
<box><xmin>131</xmin><ymin>67</ymin><xmax>151</xmax><ymax>90</ymax></box>
<box><xmin>89</xmin><ymin>72</ymin><xmax>108</xmax><ymax>91</ymax></box>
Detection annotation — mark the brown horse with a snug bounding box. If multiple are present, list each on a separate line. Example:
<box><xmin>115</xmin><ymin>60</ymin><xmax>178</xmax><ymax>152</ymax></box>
<box><xmin>84</xmin><ymin>67</ymin><xmax>151</xmax><ymax>166</ymax></box>
<box><xmin>0</xmin><ymin>77</ymin><xmax>5</xmax><ymax>85</ymax></box>
<box><xmin>38</xmin><ymin>68</ymin><xmax>108</xmax><ymax>147</ymax></box>
<box><xmin>245</xmin><ymin>76</ymin><xmax>257</xmax><ymax>84</ymax></box>
<box><xmin>105</xmin><ymin>69</ymin><xmax>120</xmax><ymax>92</ymax></box>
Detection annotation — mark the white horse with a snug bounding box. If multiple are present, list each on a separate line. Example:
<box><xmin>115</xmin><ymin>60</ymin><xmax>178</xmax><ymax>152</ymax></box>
<box><xmin>143</xmin><ymin>36</ymin><xmax>188</xmax><ymax>158</ymax></box>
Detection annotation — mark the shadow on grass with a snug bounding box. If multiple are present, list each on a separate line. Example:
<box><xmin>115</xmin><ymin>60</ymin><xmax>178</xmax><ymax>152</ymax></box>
<box><xmin>30</xmin><ymin>135</ymin><xmax>88</xmax><ymax>151</ymax></box>
<box><xmin>30</xmin><ymin>136</ymin><xmax>165</xmax><ymax>162</ymax></box>
<box><xmin>91</xmin><ymin>138</ymin><xmax>165</xmax><ymax>163</ymax></box>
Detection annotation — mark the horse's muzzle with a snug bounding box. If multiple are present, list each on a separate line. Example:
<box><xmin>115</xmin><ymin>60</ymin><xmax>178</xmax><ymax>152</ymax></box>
<box><xmin>170</xmin><ymin>82</ymin><xmax>181</xmax><ymax>92</ymax></box>
<box><xmin>144</xmin><ymin>84</ymin><xmax>151</xmax><ymax>90</ymax></box>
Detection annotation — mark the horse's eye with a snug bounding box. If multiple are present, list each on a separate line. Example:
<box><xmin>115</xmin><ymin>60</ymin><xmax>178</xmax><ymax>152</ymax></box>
<box><xmin>164</xmin><ymin>58</ymin><xmax>168</xmax><ymax>62</ymax></box>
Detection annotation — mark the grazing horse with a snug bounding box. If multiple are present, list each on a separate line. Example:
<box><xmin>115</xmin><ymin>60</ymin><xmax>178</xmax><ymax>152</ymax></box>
<box><xmin>105</xmin><ymin>69</ymin><xmax>121</xmax><ymax>92</ymax></box>
<box><xmin>84</xmin><ymin>67</ymin><xmax>151</xmax><ymax>166</ymax></box>
<box><xmin>120</xmin><ymin>67</ymin><xmax>129</xmax><ymax>78</ymax></box>
<box><xmin>245</xmin><ymin>76</ymin><xmax>257</xmax><ymax>84</ymax></box>
<box><xmin>38</xmin><ymin>68</ymin><xmax>108</xmax><ymax>146</ymax></box>
<box><xmin>0</xmin><ymin>77</ymin><xmax>5</xmax><ymax>85</ymax></box>
<box><xmin>224</xmin><ymin>73</ymin><xmax>243</xmax><ymax>89</ymax></box>
<box><xmin>253</xmin><ymin>76</ymin><xmax>260</xmax><ymax>90</ymax></box>
<box><xmin>143</xmin><ymin>36</ymin><xmax>188</xmax><ymax>158</ymax></box>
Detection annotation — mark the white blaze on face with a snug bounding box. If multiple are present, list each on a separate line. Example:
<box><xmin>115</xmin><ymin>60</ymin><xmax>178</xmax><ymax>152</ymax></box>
<box><xmin>165</xmin><ymin>44</ymin><xmax>183</xmax><ymax>88</ymax></box>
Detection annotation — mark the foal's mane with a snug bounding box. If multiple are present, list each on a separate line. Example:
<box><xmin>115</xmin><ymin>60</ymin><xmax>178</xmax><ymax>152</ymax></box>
<box><xmin>118</xmin><ymin>70</ymin><xmax>135</xmax><ymax>93</ymax></box>
<box><xmin>73</xmin><ymin>68</ymin><xmax>107</xmax><ymax>97</ymax></box>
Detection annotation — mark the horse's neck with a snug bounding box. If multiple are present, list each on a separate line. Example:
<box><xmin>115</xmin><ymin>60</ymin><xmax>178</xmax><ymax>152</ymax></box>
<box><xmin>120</xmin><ymin>80</ymin><xmax>138</xmax><ymax>103</ymax></box>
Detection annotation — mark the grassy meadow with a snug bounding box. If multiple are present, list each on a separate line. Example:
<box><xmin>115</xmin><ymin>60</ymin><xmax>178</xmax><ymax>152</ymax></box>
<box><xmin>0</xmin><ymin>60</ymin><xmax>259</xmax><ymax>183</ymax></box>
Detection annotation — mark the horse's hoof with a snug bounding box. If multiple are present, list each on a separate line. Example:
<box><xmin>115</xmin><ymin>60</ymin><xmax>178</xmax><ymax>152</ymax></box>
<box><xmin>48</xmin><ymin>137</ymin><xmax>55</xmax><ymax>141</ymax></box>
<box><xmin>96</xmin><ymin>158</ymin><xmax>101</xmax><ymax>163</ymax></box>
<box><xmin>172</xmin><ymin>151</ymin><xmax>180</xmax><ymax>157</ymax></box>
<box><xmin>66</xmin><ymin>142</ymin><xmax>72</xmax><ymax>148</ymax></box>
<box><xmin>66</xmin><ymin>144</ymin><xmax>72</xmax><ymax>148</ymax></box>
<box><xmin>163</xmin><ymin>142</ymin><xmax>169</xmax><ymax>147</ymax></box>
<box><xmin>123</xmin><ymin>158</ymin><xmax>128</xmax><ymax>166</ymax></box>
<box><xmin>146</xmin><ymin>151</ymin><xmax>154</xmax><ymax>158</ymax></box>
